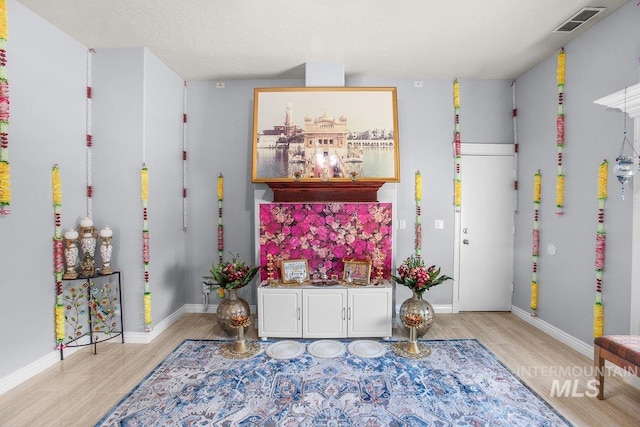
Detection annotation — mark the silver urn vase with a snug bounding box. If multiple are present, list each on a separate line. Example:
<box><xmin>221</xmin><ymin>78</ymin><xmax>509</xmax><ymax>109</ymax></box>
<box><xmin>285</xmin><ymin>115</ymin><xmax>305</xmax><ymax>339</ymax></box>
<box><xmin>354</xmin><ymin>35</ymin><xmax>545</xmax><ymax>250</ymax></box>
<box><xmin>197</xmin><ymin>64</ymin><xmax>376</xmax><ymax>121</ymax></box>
<box><xmin>399</xmin><ymin>291</ymin><xmax>434</xmax><ymax>338</ymax></box>
<box><xmin>216</xmin><ymin>288</ymin><xmax>250</xmax><ymax>336</ymax></box>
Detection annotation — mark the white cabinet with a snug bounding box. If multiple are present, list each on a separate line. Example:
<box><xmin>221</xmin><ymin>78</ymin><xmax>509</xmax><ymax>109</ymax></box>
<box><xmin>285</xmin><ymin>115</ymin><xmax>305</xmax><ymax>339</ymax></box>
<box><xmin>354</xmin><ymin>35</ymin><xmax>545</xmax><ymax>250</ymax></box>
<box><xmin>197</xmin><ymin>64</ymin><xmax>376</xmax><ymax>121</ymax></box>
<box><xmin>348</xmin><ymin>288</ymin><xmax>393</xmax><ymax>338</ymax></box>
<box><xmin>303</xmin><ymin>288</ymin><xmax>348</xmax><ymax>338</ymax></box>
<box><xmin>257</xmin><ymin>288</ymin><xmax>302</xmax><ymax>338</ymax></box>
<box><xmin>257</xmin><ymin>284</ymin><xmax>392</xmax><ymax>339</ymax></box>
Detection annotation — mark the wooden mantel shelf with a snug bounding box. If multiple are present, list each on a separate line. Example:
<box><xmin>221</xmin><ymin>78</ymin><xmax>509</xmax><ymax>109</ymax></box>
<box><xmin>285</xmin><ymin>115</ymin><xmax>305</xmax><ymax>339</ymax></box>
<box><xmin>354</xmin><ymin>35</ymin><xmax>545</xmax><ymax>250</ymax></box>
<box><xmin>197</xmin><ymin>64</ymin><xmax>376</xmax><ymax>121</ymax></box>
<box><xmin>268</xmin><ymin>181</ymin><xmax>384</xmax><ymax>203</ymax></box>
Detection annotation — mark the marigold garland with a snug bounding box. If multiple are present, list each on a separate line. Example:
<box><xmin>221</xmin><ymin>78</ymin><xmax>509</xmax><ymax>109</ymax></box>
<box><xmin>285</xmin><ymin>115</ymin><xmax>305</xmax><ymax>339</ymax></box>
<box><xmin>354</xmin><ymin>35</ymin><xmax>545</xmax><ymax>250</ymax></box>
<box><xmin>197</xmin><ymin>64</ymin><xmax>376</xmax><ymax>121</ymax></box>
<box><xmin>0</xmin><ymin>0</ymin><xmax>10</xmax><ymax>215</ymax></box>
<box><xmin>51</xmin><ymin>164</ymin><xmax>65</xmax><ymax>344</ymax></box>
<box><xmin>530</xmin><ymin>170</ymin><xmax>541</xmax><ymax>314</ymax></box>
<box><xmin>415</xmin><ymin>170</ymin><xmax>422</xmax><ymax>259</ymax></box>
<box><xmin>555</xmin><ymin>48</ymin><xmax>566</xmax><ymax>214</ymax></box>
<box><xmin>141</xmin><ymin>164</ymin><xmax>152</xmax><ymax>331</ymax></box>
<box><xmin>217</xmin><ymin>173</ymin><xmax>224</xmax><ymax>264</ymax></box>
<box><xmin>453</xmin><ymin>79</ymin><xmax>462</xmax><ymax>212</ymax></box>
<box><xmin>594</xmin><ymin>160</ymin><xmax>608</xmax><ymax>338</ymax></box>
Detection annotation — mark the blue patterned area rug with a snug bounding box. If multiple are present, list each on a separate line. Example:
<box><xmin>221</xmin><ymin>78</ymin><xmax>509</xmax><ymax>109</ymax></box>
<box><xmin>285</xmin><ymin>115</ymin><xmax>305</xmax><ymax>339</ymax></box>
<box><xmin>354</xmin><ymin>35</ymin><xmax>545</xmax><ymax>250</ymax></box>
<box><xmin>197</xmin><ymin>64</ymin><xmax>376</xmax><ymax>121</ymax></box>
<box><xmin>96</xmin><ymin>339</ymin><xmax>572</xmax><ymax>426</ymax></box>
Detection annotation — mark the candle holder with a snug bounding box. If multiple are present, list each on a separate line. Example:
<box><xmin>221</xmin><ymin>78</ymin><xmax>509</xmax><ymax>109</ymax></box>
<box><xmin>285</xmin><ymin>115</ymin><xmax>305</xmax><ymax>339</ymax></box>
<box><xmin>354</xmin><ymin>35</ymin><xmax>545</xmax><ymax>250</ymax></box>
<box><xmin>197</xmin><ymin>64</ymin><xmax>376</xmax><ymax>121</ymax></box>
<box><xmin>392</xmin><ymin>313</ymin><xmax>432</xmax><ymax>359</ymax></box>
<box><xmin>220</xmin><ymin>314</ymin><xmax>260</xmax><ymax>359</ymax></box>
<box><xmin>79</xmin><ymin>218</ymin><xmax>98</xmax><ymax>277</ymax></box>
<box><xmin>100</xmin><ymin>226</ymin><xmax>114</xmax><ymax>275</ymax></box>
<box><xmin>63</xmin><ymin>230</ymin><xmax>79</xmax><ymax>280</ymax></box>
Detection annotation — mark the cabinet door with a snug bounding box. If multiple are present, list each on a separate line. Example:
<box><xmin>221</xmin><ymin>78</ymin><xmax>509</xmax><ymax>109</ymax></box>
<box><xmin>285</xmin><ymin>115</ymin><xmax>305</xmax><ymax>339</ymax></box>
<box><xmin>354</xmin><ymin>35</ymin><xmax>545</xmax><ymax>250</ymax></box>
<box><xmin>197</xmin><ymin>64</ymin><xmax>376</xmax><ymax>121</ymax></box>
<box><xmin>303</xmin><ymin>289</ymin><xmax>347</xmax><ymax>338</ymax></box>
<box><xmin>348</xmin><ymin>288</ymin><xmax>392</xmax><ymax>338</ymax></box>
<box><xmin>257</xmin><ymin>288</ymin><xmax>302</xmax><ymax>338</ymax></box>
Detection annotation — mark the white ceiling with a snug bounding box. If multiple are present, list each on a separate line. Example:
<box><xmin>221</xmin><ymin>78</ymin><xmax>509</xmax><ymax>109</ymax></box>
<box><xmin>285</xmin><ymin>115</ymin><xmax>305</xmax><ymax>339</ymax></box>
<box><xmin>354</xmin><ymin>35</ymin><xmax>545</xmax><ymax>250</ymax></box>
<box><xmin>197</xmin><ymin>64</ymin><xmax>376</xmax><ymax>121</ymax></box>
<box><xmin>16</xmin><ymin>0</ymin><xmax>630</xmax><ymax>82</ymax></box>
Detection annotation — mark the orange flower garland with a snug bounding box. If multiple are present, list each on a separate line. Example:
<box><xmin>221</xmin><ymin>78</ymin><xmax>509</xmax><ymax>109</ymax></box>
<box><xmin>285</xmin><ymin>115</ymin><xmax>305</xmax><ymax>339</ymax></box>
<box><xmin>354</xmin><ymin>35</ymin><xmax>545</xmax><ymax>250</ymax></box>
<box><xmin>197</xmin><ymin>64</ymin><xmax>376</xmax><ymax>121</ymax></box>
<box><xmin>52</xmin><ymin>165</ymin><xmax>65</xmax><ymax>344</ymax></box>
<box><xmin>217</xmin><ymin>173</ymin><xmax>224</xmax><ymax>298</ymax></box>
<box><xmin>555</xmin><ymin>48</ymin><xmax>566</xmax><ymax>214</ymax></box>
<box><xmin>530</xmin><ymin>170</ymin><xmax>541</xmax><ymax>315</ymax></box>
<box><xmin>594</xmin><ymin>160</ymin><xmax>608</xmax><ymax>337</ymax></box>
<box><xmin>141</xmin><ymin>164</ymin><xmax>152</xmax><ymax>331</ymax></box>
<box><xmin>453</xmin><ymin>79</ymin><xmax>461</xmax><ymax>212</ymax></box>
<box><xmin>0</xmin><ymin>0</ymin><xmax>10</xmax><ymax>215</ymax></box>
<box><xmin>415</xmin><ymin>170</ymin><xmax>422</xmax><ymax>259</ymax></box>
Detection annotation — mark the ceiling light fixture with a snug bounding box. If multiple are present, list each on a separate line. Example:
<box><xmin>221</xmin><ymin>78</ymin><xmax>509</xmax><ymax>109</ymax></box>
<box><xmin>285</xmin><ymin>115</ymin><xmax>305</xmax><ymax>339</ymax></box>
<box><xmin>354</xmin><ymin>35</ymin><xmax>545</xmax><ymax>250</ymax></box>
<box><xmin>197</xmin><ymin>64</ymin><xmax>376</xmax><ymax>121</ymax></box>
<box><xmin>614</xmin><ymin>87</ymin><xmax>638</xmax><ymax>199</ymax></box>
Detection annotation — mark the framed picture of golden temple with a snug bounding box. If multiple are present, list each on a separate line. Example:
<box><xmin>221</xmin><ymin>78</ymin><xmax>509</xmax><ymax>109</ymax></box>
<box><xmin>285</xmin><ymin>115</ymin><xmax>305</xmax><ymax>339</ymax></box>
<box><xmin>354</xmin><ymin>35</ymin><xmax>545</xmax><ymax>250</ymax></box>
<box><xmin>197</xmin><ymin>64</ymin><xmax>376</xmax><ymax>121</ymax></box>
<box><xmin>251</xmin><ymin>87</ymin><xmax>400</xmax><ymax>183</ymax></box>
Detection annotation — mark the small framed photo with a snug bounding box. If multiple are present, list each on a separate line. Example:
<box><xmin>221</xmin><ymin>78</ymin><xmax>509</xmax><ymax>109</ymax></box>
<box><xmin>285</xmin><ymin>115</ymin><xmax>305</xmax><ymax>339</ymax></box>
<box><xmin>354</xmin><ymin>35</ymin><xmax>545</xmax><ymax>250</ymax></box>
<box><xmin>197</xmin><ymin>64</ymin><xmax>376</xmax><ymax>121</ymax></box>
<box><xmin>343</xmin><ymin>259</ymin><xmax>372</xmax><ymax>285</ymax></box>
<box><xmin>280</xmin><ymin>259</ymin><xmax>310</xmax><ymax>284</ymax></box>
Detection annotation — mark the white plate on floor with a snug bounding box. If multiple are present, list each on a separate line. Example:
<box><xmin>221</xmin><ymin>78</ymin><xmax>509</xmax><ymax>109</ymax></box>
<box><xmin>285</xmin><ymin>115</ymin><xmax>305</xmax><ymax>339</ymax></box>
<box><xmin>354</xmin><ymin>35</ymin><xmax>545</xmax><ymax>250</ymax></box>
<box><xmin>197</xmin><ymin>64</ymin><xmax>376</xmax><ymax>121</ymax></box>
<box><xmin>266</xmin><ymin>341</ymin><xmax>306</xmax><ymax>359</ymax></box>
<box><xmin>307</xmin><ymin>340</ymin><xmax>346</xmax><ymax>359</ymax></box>
<box><xmin>347</xmin><ymin>340</ymin><xmax>387</xmax><ymax>358</ymax></box>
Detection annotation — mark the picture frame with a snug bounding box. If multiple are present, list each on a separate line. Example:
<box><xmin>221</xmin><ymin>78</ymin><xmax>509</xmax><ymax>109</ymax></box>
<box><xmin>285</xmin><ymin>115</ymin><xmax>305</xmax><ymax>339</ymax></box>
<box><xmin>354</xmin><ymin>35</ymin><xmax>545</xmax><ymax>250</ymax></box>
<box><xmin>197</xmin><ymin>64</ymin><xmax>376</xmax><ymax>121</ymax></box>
<box><xmin>280</xmin><ymin>259</ymin><xmax>310</xmax><ymax>284</ymax></box>
<box><xmin>343</xmin><ymin>259</ymin><xmax>372</xmax><ymax>285</ymax></box>
<box><xmin>252</xmin><ymin>87</ymin><xmax>400</xmax><ymax>183</ymax></box>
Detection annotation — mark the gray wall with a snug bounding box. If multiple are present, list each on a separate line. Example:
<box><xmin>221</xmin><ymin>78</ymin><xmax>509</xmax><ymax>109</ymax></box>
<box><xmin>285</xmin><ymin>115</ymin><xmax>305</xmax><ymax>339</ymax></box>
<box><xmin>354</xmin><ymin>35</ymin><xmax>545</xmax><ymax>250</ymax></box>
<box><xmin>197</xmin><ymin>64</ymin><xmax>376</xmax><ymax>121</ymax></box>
<box><xmin>2</xmin><ymin>0</ymin><xmax>88</xmax><ymax>380</ymax></box>
<box><xmin>2</xmin><ymin>0</ymin><xmax>639</xmax><ymax>386</ymax></box>
<box><xmin>513</xmin><ymin>2</ymin><xmax>639</xmax><ymax>343</ymax></box>
<box><xmin>183</xmin><ymin>78</ymin><xmax>514</xmax><ymax>307</ymax></box>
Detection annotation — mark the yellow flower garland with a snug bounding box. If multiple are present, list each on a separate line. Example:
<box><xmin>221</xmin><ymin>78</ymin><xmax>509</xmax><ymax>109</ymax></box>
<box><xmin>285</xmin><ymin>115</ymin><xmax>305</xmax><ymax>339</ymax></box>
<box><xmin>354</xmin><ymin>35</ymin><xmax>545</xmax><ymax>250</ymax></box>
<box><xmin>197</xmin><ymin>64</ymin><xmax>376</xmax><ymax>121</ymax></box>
<box><xmin>141</xmin><ymin>164</ymin><xmax>152</xmax><ymax>330</ymax></box>
<box><xmin>0</xmin><ymin>161</ymin><xmax>10</xmax><ymax>205</ymax></box>
<box><xmin>217</xmin><ymin>173</ymin><xmax>224</xmax><ymax>201</ymax></box>
<box><xmin>533</xmin><ymin>171</ymin><xmax>541</xmax><ymax>203</ymax></box>
<box><xmin>144</xmin><ymin>292</ymin><xmax>152</xmax><ymax>325</ymax></box>
<box><xmin>555</xmin><ymin>174</ymin><xmax>564</xmax><ymax>209</ymax></box>
<box><xmin>415</xmin><ymin>170</ymin><xmax>421</xmax><ymax>202</ymax></box>
<box><xmin>594</xmin><ymin>301</ymin><xmax>604</xmax><ymax>338</ymax></box>
<box><xmin>598</xmin><ymin>160</ymin><xmax>608</xmax><ymax>200</ymax></box>
<box><xmin>0</xmin><ymin>0</ymin><xmax>7</xmax><ymax>40</ymax></box>
<box><xmin>55</xmin><ymin>304</ymin><xmax>65</xmax><ymax>342</ymax></box>
<box><xmin>531</xmin><ymin>170</ymin><xmax>541</xmax><ymax>314</ymax></box>
<box><xmin>52</xmin><ymin>165</ymin><xmax>62</xmax><ymax>206</ymax></box>
<box><xmin>555</xmin><ymin>48</ymin><xmax>566</xmax><ymax>214</ymax></box>
<box><xmin>0</xmin><ymin>1</ymin><xmax>9</xmax><ymax>214</ymax></box>
<box><xmin>557</xmin><ymin>49</ymin><xmax>566</xmax><ymax>85</ymax></box>
<box><xmin>453</xmin><ymin>79</ymin><xmax>462</xmax><ymax>211</ymax></box>
<box><xmin>530</xmin><ymin>281</ymin><xmax>538</xmax><ymax>311</ymax></box>
<box><xmin>593</xmin><ymin>160</ymin><xmax>608</xmax><ymax>338</ymax></box>
<box><xmin>141</xmin><ymin>165</ymin><xmax>148</xmax><ymax>201</ymax></box>
<box><xmin>453</xmin><ymin>80</ymin><xmax>460</xmax><ymax>109</ymax></box>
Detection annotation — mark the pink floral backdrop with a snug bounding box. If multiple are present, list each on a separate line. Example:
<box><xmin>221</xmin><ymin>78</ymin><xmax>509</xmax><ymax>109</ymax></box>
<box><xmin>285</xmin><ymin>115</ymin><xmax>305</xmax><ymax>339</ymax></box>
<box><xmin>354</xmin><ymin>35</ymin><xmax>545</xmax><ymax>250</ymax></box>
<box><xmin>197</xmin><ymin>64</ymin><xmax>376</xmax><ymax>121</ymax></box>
<box><xmin>259</xmin><ymin>203</ymin><xmax>392</xmax><ymax>281</ymax></box>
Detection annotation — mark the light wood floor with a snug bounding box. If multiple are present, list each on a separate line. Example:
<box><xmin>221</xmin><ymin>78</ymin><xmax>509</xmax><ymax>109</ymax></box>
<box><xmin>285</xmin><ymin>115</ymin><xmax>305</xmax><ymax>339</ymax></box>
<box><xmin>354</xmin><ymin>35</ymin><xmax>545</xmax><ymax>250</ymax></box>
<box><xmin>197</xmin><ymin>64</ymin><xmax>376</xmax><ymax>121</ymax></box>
<box><xmin>1</xmin><ymin>312</ymin><xmax>639</xmax><ymax>426</ymax></box>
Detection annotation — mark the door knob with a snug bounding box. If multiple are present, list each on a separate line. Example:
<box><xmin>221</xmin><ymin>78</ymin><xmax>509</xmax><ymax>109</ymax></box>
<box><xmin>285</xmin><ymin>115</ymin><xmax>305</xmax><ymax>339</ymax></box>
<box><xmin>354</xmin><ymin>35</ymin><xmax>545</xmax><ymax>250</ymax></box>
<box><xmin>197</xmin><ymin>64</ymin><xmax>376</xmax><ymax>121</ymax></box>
<box><xmin>463</xmin><ymin>239</ymin><xmax>469</xmax><ymax>245</ymax></box>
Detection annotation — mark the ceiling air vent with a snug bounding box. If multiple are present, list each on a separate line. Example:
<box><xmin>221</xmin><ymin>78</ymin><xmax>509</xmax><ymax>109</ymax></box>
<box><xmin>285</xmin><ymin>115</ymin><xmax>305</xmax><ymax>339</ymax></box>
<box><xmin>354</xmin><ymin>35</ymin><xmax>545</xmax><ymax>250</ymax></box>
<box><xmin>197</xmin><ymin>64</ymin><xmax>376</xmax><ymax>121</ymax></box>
<box><xmin>553</xmin><ymin>7</ymin><xmax>605</xmax><ymax>33</ymax></box>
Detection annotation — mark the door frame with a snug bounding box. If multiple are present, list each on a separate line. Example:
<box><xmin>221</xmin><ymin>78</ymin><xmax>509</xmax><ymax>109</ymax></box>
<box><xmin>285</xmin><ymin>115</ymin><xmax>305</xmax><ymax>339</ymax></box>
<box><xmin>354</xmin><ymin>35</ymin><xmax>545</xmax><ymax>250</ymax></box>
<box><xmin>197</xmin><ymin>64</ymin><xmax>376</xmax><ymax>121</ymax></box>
<box><xmin>452</xmin><ymin>143</ymin><xmax>516</xmax><ymax>313</ymax></box>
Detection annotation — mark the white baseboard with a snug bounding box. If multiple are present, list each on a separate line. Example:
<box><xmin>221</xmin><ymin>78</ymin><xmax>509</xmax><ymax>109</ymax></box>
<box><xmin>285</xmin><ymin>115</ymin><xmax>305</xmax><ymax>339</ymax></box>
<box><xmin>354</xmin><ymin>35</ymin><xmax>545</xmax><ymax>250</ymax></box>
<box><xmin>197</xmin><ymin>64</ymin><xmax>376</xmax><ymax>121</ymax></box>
<box><xmin>0</xmin><ymin>305</ymin><xmax>186</xmax><ymax>395</ymax></box>
<box><xmin>511</xmin><ymin>305</ymin><xmax>592</xmax><ymax>359</ymax></box>
<box><xmin>125</xmin><ymin>305</ymin><xmax>186</xmax><ymax>344</ymax></box>
<box><xmin>0</xmin><ymin>336</ymin><xmax>89</xmax><ymax>395</ymax></box>
<box><xmin>185</xmin><ymin>303</ymin><xmax>257</xmax><ymax>314</ymax></box>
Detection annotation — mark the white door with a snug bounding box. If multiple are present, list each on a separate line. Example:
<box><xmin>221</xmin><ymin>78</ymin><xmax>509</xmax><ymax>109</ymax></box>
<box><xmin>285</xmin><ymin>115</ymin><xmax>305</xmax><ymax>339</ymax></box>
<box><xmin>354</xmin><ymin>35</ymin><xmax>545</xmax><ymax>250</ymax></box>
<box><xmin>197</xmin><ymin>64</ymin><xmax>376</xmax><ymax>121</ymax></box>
<box><xmin>455</xmin><ymin>144</ymin><xmax>515</xmax><ymax>311</ymax></box>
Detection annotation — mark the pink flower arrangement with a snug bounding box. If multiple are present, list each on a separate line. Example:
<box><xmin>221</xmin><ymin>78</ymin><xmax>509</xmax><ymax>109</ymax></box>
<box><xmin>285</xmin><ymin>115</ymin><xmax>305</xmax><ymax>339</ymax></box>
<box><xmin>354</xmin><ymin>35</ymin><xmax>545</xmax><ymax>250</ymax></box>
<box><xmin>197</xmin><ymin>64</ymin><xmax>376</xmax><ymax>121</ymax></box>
<box><xmin>259</xmin><ymin>203</ymin><xmax>392</xmax><ymax>280</ymax></box>
<box><xmin>392</xmin><ymin>254</ymin><xmax>452</xmax><ymax>299</ymax></box>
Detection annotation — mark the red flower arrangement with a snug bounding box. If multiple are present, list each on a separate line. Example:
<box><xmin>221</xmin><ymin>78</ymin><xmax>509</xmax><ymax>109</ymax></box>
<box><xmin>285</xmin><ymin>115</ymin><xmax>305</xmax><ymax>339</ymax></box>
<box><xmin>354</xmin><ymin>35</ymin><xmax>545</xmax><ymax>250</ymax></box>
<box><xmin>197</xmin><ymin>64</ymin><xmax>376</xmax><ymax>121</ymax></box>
<box><xmin>392</xmin><ymin>254</ymin><xmax>452</xmax><ymax>299</ymax></box>
<box><xmin>208</xmin><ymin>253</ymin><xmax>259</xmax><ymax>290</ymax></box>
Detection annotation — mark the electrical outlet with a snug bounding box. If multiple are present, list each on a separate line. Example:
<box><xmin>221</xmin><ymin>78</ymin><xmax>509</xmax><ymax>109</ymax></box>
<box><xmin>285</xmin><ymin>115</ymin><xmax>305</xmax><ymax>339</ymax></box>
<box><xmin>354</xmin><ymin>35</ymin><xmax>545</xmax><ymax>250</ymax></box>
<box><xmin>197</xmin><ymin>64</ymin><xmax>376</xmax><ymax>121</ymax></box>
<box><xmin>435</xmin><ymin>220</ymin><xmax>444</xmax><ymax>229</ymax></box>
<box><xmin>399</xmin><ymin>219</ymin><xmax>406</xmax><ymax>229</ymax></box>
<box><xmin>414</xmin><ymin>81</ymin><xmax>423</xmax><ymax>88</ymax></box>
<box><xmin>216</xmin><ymin>82</ymin><xmax>225</xmax><ymax>89</ymax></box>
